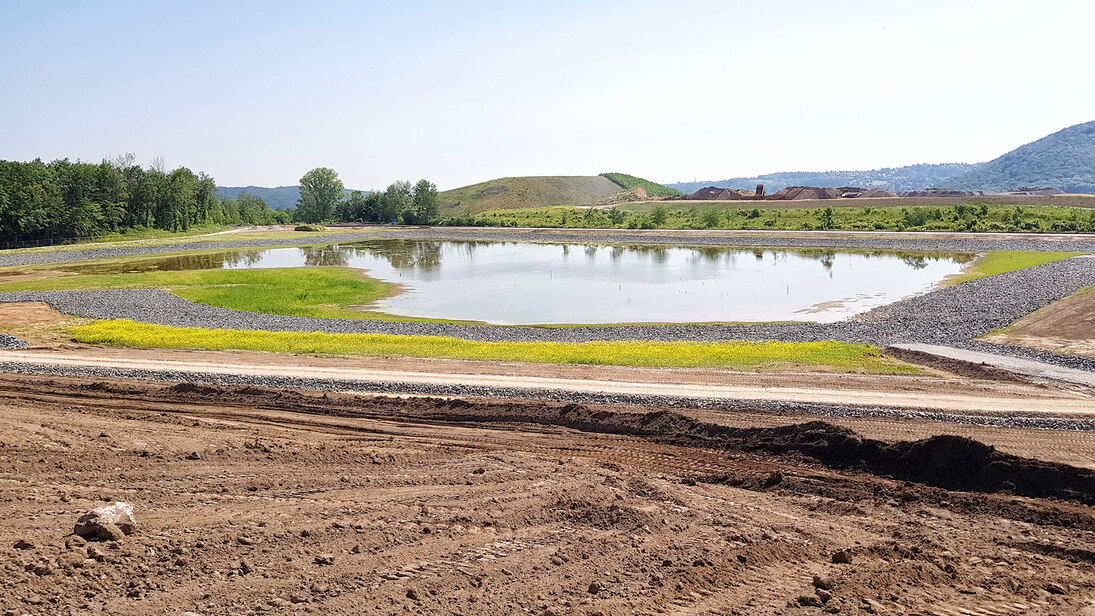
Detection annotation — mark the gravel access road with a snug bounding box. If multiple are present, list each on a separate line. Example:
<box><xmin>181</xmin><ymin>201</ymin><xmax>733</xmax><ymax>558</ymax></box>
<box><xmin>1</xmin><ymin>351</ymin><xmax>1092</xmax><ymax>431</ymax></box>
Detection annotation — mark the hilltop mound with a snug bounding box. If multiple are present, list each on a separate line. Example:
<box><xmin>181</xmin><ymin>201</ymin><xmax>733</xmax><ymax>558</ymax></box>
<box><xmin>439</xmin><ymin>175</ymin><xmax>657</xmax><ymax>212</ymax></box>
<box><xmin>943</xmin><ymin>121</ymin><xmax>1095</xmax><ymax>193</ymax></box>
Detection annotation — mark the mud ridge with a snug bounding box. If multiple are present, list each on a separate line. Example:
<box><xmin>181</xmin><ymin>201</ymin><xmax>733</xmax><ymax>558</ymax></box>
<box><xmin>431</xmin><ymin>399</ymin><xmax>1095</xmax><ymax>505</ymax></box>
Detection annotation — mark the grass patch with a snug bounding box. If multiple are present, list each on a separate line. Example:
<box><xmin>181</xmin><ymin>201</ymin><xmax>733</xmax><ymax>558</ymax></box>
<box><xmin>946</xmin><ymin>251</ymin><xmax>1083</xmax><ymax>285</ymax></box>
<box><xmin>0</xmin><ymin>267</ymin><xmax>399</xmax><ymax>321</ymax></box>
<box><xmin>600</xmin><ymin>173</ymin><xmax>682</xmax><ymax>198</ymax></box>
<box><xmin>90</xmin><ymin>224</ymin><xmax>235</xmax><ymax>243</ymax></box>
<box><xmin>71</xmin><ymin>320</ymin><xmax>921</xmax><ymax>374</ymax></box>
<box><xmin>446</xmin><ymin>203</ymin><xmax>1095</xmax><ymax>233</ymax></box>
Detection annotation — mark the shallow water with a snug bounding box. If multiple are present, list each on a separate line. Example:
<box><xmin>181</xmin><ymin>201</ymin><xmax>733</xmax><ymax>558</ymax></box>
<box><xmin>67</xmin><ymin>239</ymin><xmax>971</xmax><ymax>324</ymax></box>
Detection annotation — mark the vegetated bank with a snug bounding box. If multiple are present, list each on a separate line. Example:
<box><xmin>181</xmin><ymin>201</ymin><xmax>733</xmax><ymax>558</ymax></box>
<box><xmin>70</xmin><ymin>319</ymin><xmax>918</xmax><ymax>374</ymax></box>
<box><xmin>943</xmin><ymin>251</ymin><xmax>1085</xmax><ymax>286</ymax></box>
<box><xmin>447</xmin><ymin>200</ymin><xmax>1095</xmax><ymax>233</ymax></box>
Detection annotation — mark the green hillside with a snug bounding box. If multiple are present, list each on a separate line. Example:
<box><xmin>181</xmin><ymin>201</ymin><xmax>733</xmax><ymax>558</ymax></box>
<box><xmin>438</xmin><ymin>175</ymin><xmax>623</xmax><ymax>212</ymax></box>
<box><xmin>944</xmin><ymin>121</ymin><xmax>1095</xmax><ymax>193</ymax></box>
<box><xmin>600</xmin><ymin>173</ymin><xmax>682</xmax><ymax>197</ymax></box>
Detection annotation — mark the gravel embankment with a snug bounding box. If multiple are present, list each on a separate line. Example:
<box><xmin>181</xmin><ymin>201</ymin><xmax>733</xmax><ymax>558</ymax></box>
<box><xmin>3</xmin><ymin>256</ymin><xmax>1093</xmax><ymax>351</ymax></box>
<box><xmin>0</xmin><ymin>360</ymin><xmax>1090</xmax><ymax>431</ymax></box>
<box><xmin>0</xmin><ymin>335</ymin><xmax>28</xmax><ymax>350</ymax></box>
<box><xmin>3</xmin><ymin>228</ymin><xmax>1095</xmax><ymax>268</ymax></box>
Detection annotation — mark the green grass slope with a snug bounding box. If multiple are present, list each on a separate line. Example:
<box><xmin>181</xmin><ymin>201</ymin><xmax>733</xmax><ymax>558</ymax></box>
<box><xmin>600</xmin><ymin>173</ymin><xmax>682</xmax><ymax>197</ymax></box>
<box><xmin>438</xmin><ymin>175</ymin><xmax>623</xmax><ymax>212</ymax></box>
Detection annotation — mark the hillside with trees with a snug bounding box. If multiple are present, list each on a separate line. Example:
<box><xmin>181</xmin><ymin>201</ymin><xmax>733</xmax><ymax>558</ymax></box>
<box><xmin>0</xmin><ymin>157</ymin><xmax>286</xmax><ymax>243</ymax></box>
<box><xmin>293</xmin><ymin>167</ymin><xmax>439</xmax><ymax>225</ymax></box>
<box><xmin>668</xmin><ymin>163</ymin><xmax>982</xmax><ymax>195</ymax></box>
<box><xmin>942</xmin><ymin>121</ymin><xmax>1095</xmax><ymax>193</ymax></box>
<box><xmin>600</xmin><ymin>173</ymin><xmax>682</xmax><ymax>197</ymax></box>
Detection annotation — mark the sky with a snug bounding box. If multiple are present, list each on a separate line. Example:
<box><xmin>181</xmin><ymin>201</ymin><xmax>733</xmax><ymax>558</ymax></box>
<box><xmin>2</xmin><ymin>0</ymin><xmax>1093</xmax><ymax>190</ymax></box>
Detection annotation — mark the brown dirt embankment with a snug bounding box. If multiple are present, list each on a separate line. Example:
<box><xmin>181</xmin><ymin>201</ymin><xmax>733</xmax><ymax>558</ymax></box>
<box><xmin>983</xmin><ymin>285</ymin><xmax>1095</xmax><ymax>358</ymax></box>
<box><xmin>3</xmin><ymin>374</ymin><xmax>1095</xmax><ymax>615</ymax></box>
<box><xmin>426</xmin><ymin>398</ymin><xmax>1095</xmax><ymax>505</ymax></box>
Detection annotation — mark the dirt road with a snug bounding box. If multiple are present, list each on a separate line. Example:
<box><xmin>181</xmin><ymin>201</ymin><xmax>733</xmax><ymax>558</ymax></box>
<box><xmin>2</xmin><ymin>348</ymin><xmax>1095</xmax><ymax>419</ymax></box>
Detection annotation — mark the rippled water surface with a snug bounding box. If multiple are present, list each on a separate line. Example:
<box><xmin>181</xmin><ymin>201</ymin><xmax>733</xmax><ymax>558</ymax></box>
<box><xmin>72</xmin><ymin>239</ymin><xmax>971</xmax><ymax>324</ymax></box>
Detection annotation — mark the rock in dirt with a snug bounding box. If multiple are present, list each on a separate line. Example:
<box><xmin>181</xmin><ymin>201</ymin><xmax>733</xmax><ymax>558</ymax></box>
<box><xmin>314</xmin><ymin>553</ymin><xmax>334</xmax><ymax>565</ymax></box>
<box><xmin>86</xmin><ymin>544</ymin><xmax>106</xmax><ymax>562</ymax></box>
<box><xmin>1046</xmin><ymin>582</ymin><xmax>1067</xmax><ymax>595</ymax></box>
<box><xmin>73</xmin><ymin>501</ymin><xmax>136</xmax><ymax>541</ymax></box>
<box><xmin>797</xmin><ymin>594</ymin><xmax>823</xmax><ymax>607</ymax></box>
<box><xmin>12</xmin><ymin>538</ymin><xmax>35</xmax><ymax>550</ymax></box>
<box><xmin>588</xmin><ymin>581</ymin><xmax>603</xmax><ymax>594</ymax></box>
<box><xmin>831</xmin><ymin>550</ymin><xmax>853</xmax><ymax>564</ymax></box>
<box><xmin>813</xmin><ymin>574</ymin><xmax>833</xmax><ymax>590</ymax></box>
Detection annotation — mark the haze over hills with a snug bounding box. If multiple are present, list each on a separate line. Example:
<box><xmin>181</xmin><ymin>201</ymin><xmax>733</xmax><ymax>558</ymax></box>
<box><xmin>941</xmin><ymin>121</ymin><xmax>1095</xmax><ymax>193</ymax></box>
<box><xmin>669</xmin><ymin>121</ymin><xmax>1095</xmax><ymax>195</ymax></box>
<box><xmin>667</xmin><ymin>164</ymin><xmax>981</xmax><ymax>195</ymax></box>
<box><xmin>216</xmin><ymin>186</ymin><xmax>362</xmax><ymax>210</ymax></box>
<box><xmin>217</xmin><ymin>121</ymin><xmax>1095</xmax><ymax>211</ymax></box>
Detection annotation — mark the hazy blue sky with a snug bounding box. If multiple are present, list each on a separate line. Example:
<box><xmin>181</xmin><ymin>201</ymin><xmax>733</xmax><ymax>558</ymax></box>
<box><xmin>2</xmin><ymin>0</ymin><xmax>1092</xmax><ymax>189</ymax></box>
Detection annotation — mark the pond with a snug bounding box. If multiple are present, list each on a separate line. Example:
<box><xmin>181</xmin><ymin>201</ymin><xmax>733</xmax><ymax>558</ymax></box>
<box><xmin>69</xmin><ymin>239</ymin><xmax>972</xmax><ymax>324</ymax></box>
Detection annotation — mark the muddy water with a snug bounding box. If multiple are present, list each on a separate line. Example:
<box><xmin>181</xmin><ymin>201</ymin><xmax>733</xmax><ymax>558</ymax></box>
<box><xmin>64</xmin><ymin>240</ymin><xmax>972</xmax><ymax>324</ymax></box>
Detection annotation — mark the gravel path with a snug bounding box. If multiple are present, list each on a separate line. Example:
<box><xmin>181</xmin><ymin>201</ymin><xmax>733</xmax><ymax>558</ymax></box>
<box><xmin>0</xmin><ymin>360</ymin><xmax>1090</xmax><ymax>431</ymax></box>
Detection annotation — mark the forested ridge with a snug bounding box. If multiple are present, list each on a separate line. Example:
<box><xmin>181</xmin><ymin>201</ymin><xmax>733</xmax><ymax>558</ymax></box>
<box><xmin>0</xmin><ymin>157</ymin><xmax>286</xmax><ymax>243</ymax></box>
<box><xmin>943</xmin><ymin>121</ymin><xmax>1095</xmax><ymax>193</ymax></box>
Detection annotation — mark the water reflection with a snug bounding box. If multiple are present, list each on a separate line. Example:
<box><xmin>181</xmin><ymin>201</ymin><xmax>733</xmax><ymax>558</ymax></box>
<box><xmin>61</xmin><ymin>240</ymin><xmax>972</xmax><ymax>324</ymax></box>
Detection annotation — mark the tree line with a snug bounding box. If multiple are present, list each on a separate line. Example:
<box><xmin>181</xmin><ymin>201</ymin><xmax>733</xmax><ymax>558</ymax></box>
<box><xmin>295</xmin><ymin>167</ymin><xmax>439</xmax><ymax>225</ymax></box>
<box><xmin>0</xmin><ymin>157</ymin><xmax>287</xmax><ymax>243</ymax></box>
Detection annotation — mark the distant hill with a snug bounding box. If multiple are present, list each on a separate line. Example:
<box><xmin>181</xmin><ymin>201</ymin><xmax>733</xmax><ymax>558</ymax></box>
<box><xmin>439</xmin><ymin>175</ymin><xmax>622</xmax><ymax>212</ymax></box>
<box><xmin>942</xmin><ymin>121</ymin><xmax>1095</xmax><ymax>193</ymax></box>
<box><xmin>216</xmin><ymin>185</ymin><xmax>363</xmax><ymax>210</ymax></box>
<box><xmin>668</xmin><ymin>163</ymin><xmax>981</xmax><ymax>195</ymax></box>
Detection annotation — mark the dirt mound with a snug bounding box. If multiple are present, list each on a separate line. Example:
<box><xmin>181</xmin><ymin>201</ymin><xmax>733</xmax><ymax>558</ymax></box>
<box><xmin>899</xmin><ymin>188</ymin><xmax>985</xmax><ymax>197</ymax></box>
<box><xmin>767</xmin><ymin>186</ymin><xmax>844</xmax><ymax>200</ymax></box>
<box><xmin>687</xmin><ymin>186</ymin><xmax>750</xmax><ymax>201</ymax></box>
<box><xmin>433</xmin><ymin>401</ymin><xmax>1095</xmax><ymax>505</ymax></box>
<box><xmin>829</xmin><ymin>187</ymin><xmax>898</xmax><ymax>198</ymax></box>
<box><xmin>860</xmin><ymin>188</ymin><xmax>897</xmax><ymax>198</ymax></box>
<box><xmin>168</xmin><ymin>382</ymin><xmax>230</xmax><ymax>396</ymax></box>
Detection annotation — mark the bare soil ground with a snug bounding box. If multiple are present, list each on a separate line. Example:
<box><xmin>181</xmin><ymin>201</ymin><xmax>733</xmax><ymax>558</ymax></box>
<box><xmin>2</xmin><ymin>375</ymin><xmax>1095</xmax><ymax>616</ymax></box>
<box><xmin>985</xmin><ymin>286</ymin><xmax>1095</xmax><ymax>358</ymax></box>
